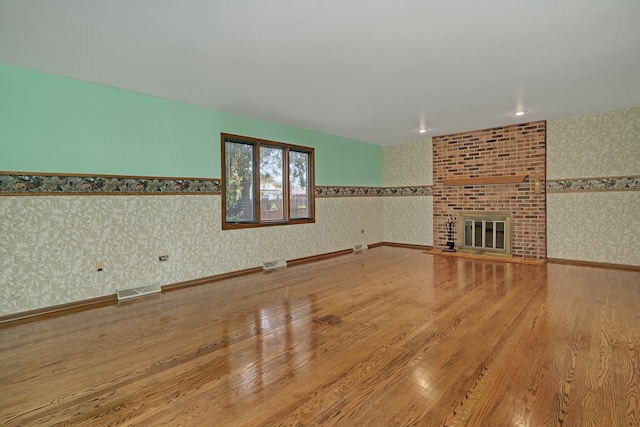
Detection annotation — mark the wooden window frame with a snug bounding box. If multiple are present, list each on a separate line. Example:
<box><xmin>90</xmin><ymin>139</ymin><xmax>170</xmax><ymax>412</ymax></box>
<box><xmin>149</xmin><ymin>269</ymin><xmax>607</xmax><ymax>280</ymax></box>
<box><xmin>221</xmin><ymin>133</ymin><xmax>315</xmax><ymax>230</ymax></box>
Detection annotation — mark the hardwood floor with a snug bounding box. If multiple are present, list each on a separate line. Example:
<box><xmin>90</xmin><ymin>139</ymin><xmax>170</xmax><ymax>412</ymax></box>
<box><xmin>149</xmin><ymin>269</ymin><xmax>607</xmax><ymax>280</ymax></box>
<box><xmin>1</xmin><ymin>247</ymin><xmax>639</xmax><ymax>426</ymax></box>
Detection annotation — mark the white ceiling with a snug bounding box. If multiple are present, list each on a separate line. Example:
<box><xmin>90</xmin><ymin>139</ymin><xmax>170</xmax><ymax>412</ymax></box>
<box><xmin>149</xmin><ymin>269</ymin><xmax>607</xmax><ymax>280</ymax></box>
<box><xmin>1</xmin><ymin>1</ymin><xmax>639</xmax><ymax>146</ymax></box>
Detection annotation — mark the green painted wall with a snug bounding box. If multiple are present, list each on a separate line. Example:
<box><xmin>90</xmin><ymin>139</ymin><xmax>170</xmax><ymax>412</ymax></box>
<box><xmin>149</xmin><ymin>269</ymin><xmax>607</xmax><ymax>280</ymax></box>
<box><xmin>0</xmin><ymin>63</ymin><xmax>382</xmax><ymax>186</ymax></box>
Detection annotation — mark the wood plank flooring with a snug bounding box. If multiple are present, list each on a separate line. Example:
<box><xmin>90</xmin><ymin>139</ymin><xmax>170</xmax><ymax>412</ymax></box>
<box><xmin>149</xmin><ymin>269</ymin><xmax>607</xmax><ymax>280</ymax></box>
<box><xmin>0</xmin><ymin>246</ymin><xmax>639</xmax><ymax>426</ymax></box>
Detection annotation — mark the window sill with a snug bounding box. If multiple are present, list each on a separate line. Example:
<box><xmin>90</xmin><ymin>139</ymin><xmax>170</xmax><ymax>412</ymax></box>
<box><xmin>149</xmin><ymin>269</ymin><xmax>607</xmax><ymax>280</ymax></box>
<box><xmin>222</xmin><ymin>218</ymin><xmax>315</xmax><ymax>230</ymax></box>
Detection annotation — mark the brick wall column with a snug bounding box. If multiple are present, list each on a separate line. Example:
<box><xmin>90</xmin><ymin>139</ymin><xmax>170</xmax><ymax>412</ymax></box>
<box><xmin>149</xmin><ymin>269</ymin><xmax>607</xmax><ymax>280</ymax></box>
<box><xmin>432</xmin><ymin>121</ymin><xmax>546</xmax><ymax>259</ymax></box>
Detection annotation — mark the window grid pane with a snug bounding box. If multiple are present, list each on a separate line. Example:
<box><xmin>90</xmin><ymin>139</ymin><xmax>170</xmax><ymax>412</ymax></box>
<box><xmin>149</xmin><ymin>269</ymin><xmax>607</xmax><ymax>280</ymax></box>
<box><xmin>259</xmin><ymin>146</ymin><xmax>285</xmax><ymax>222</ymax></box>
<box><xmin>225</xmin><ymin>141</ymin><xmax>255</xmax><ymax>223</ymax></box>
<box><xmin>290</xmin><ymin>151</ymin><xmax>310</xmax><ymax>219</ymax></box>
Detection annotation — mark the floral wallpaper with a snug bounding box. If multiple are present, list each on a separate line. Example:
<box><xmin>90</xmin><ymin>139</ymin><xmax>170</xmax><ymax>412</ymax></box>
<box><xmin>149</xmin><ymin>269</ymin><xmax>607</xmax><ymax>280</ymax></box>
<box><xmin>0</xmin><ymin>195</ymin><xmax>383</xmax><ymax>316</ymax></box>
<box><xmin>381</xmin><ymin>139</ymin><xmax>434</xmax><ymax>247</ymax></box>
<box><xmin>547</xmin><ymin>192</ymin><xmax>640</xmax><ymax>266</ymax></box>
<box><xmin>383</xmin><ymin>139</ymin><xmax>433</xmax><ymax>186</ymax></box>
<box><xmin>383</xmin><ymin>196</ymin><xmax>433</xmax><ymax>247</ymax></box>
<box><xmin>546</xmin><ymin>106</ymin><xmax>640</xmax><ymax>266</ymax></box>
<box><xmin>547</xmin><ymin>107</ymin><xmax>640</xmax><ymax>179</ymax></box>
<box><xmin>0</xmin><ymin>169</ymin><xmax>421</xmax><ymax>317</ymax></box>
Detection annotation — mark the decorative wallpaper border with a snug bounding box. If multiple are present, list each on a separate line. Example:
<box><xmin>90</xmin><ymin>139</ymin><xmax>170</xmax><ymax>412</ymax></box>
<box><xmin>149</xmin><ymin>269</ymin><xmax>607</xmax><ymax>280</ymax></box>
<box><xmin>316</xmin><ymin>186</ymin><xmax>432</xmax><ymax>197</ymax></box>
<box><xmin>5</xmin><ymin>173</ymin><xmax>638</xmax><ymax>196</ymax></box>
<box><xmin>547</xmin><ymin>176</ymin><xmax>640</xmax><ymax>193</ymax></box>
<box><xmin>0</xmin><ymin>173</ymin><xmax>220</xmax><ymax>195</ymax></box>
<box><xmin>315</xmin><ymin>186</ymin><xmax>383</xmax><ymax>197</ymax></box>
<box><xmin>0</xmin><ymin>173</ymin><xmax>434</xmax><ymax>197</ymax></box>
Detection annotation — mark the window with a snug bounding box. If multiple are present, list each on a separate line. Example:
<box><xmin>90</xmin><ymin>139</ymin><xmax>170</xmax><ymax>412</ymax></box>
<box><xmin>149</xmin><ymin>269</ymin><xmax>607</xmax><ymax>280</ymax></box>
<box><xmin>221</xmin><ymin>133</ymin><xmax>315</xmax><ymax>229</ymax></box>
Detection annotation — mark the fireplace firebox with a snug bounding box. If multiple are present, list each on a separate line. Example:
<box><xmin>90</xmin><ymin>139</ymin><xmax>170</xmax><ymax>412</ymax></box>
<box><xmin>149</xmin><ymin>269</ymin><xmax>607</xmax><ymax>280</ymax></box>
<box><xmin>457</xmin><ymin>211</ymin><xmax>512</xmax><ymax>256</ymax></box>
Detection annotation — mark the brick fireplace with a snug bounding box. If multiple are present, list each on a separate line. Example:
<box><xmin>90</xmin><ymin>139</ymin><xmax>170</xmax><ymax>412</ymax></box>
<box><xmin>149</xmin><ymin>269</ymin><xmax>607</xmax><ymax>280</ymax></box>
<box><xmin>432</xmin><ymin>121</ymin><xmax>546</xmax><ymax>259</ymax></box>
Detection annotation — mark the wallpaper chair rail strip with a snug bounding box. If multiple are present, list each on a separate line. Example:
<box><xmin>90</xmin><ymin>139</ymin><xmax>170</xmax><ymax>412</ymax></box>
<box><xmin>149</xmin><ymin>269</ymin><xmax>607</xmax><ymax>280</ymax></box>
<box><xmin>6</xmin><ymin>172</ymin><xmax>637</xmax><ymax>196</ymax></box>
<box><xmin>0</xmin><ymin>172</ymin><xmax>435</xmax><ymax>197</ymax></box>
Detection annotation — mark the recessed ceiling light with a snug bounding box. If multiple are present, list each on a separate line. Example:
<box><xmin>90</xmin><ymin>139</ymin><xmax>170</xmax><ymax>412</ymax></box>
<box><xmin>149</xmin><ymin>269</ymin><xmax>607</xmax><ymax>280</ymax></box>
<box><xmin>514</xmin><ymin>110</ymin><xmax>527</xmax><ymax>116</ymax></box>
<box><xmin>419</xmin><ymin>129</ymin><xmax>427</xmax><ymax>133</ymax></box>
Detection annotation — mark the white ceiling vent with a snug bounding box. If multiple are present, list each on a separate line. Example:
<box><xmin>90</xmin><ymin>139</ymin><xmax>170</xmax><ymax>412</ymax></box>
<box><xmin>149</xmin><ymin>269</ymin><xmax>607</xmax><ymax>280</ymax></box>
<box><xmin>263</xmin><ymin>259</ymin><xmax>287</xmax><ymax>271</ymax></box>
<box><xmin>116</xmin><ymin>283</ymin><xmax>162</xmax><ymax>301</ymax></box>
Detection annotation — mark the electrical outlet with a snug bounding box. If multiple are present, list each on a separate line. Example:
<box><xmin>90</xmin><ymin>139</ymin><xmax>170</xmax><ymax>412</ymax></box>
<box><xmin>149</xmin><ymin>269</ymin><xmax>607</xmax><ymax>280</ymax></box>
<box><xmin>96</xmin><ymin>260</ymin><xmax>104</xmax><ymax>272</ymax></box>
<box><xmin>159</xmin><ymin>255</ymin><xmax>169</xmax><ymax>262</ymax></box>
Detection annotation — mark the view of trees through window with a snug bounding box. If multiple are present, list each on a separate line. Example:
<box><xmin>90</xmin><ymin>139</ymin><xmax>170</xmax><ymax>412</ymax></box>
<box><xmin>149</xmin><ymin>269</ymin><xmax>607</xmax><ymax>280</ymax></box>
<box><xmin>222</xmin><ymin>134</ymin><xmax>314</xmax><ymax>229</ymax></box>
